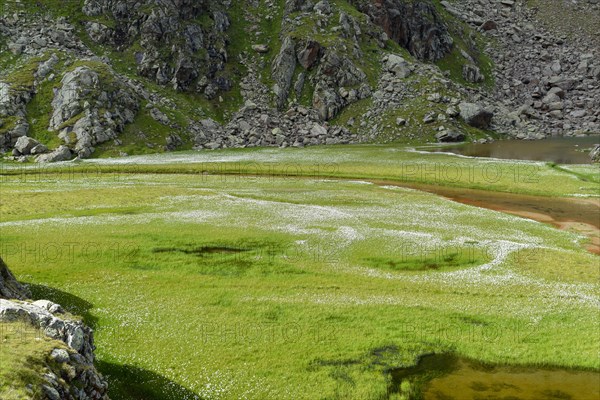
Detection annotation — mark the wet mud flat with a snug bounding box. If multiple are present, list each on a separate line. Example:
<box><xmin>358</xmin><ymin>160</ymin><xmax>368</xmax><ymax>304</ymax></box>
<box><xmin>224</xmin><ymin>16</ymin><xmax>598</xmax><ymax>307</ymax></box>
<box><xmin>374</xmin><ymin>180</ymin><xmax>600</xmax><ymax>255</ymax></box>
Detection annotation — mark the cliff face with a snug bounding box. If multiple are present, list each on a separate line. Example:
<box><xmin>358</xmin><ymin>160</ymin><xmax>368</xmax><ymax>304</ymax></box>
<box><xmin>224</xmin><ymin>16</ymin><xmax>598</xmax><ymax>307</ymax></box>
<box><xmin>350</xmin><ymin>0</ymin><xmax>454</xmax><ymax>61</ymax></box>
<box><xmin>0</xmin><ymin>258</ymin><xmax>109</xmax><ymax>399</ymax></box>
<box><xmin>82</xmin><ymin>0</ymin><xmax>230</xmax><ymax>93</ymax></box>
<box><xmin>0</xmin><ymin>0</ymin><xmax>598</xmax><ymax>161</ymax></box>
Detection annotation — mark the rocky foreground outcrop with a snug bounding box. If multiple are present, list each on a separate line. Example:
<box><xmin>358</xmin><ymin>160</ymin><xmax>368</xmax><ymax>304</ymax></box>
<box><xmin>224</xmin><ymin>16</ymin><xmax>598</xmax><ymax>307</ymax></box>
<box><xmin>0</xmin><ymin>258</ymin><xmax>109</xmax><ymax>400</ymax></box>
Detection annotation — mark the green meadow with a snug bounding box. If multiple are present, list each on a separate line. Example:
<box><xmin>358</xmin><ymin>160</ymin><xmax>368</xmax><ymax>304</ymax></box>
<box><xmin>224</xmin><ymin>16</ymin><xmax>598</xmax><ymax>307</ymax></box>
<box><xmin>1</xmin><ymin>145</ymin><xmax>599</xmax><ymax>399</ymax></box>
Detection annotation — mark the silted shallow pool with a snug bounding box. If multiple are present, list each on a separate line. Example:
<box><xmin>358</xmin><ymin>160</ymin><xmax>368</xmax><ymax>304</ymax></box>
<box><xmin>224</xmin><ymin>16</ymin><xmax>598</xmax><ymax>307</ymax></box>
<box><xmin>390</xmin><ymin>354</ymin><xmax>600</xmax><ymax>400</ymax></box>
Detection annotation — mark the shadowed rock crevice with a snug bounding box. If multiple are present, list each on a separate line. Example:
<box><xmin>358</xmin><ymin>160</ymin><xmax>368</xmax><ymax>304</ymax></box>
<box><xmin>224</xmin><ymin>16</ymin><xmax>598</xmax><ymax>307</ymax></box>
<box><xmin>0</xmin><ymin>257</ymin><xmax>31</xmax><ymax>299</ymax></box>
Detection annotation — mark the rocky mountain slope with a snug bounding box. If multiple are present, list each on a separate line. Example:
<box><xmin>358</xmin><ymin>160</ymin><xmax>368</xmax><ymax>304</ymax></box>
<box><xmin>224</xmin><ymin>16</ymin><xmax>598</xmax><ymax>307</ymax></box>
<box><xmin>0</xmin><ymin>257</ymin><xmax>109</xmax><ymax>399</ymax></box>
<box><xmin>0</xmin><ymin>0</ymin><xmax>598</xmax><ymax>162</ymax></box>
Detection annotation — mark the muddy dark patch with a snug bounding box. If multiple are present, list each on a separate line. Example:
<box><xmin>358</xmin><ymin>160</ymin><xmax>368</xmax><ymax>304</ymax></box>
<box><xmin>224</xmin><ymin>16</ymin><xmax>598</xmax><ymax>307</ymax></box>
<box><xmin>152</xmin><ymin>246</ymin><xmax>249</xmax><ymax>256</ymax></box>
<box><xmin>456</xmin><ymin>315</ymin><xmax>490</xmax><ymax>327</ymax></box>
<box><xmin>364</xmin><ymin>252</ymin><xmax>479</xmax><ymax>272</ymax></box>
<box><xmin>388</xmin><ymin>353</ymin><xmax>459</xmax><ymax>398</ymax></box>
<box><xmin>309</xmin><ymin>358</ymin><xmax>362</xmax><ymax>369</ymax></box>
<box><xmin>129</xmin><ymin>264</ymin><xmax>160</xmax><ymax>271</ymax></box>
<box><xmin>149</xmin><ymin>241</ymin><xmax>305</xmax><ymax>276</ymax></box>
<box><xmin>364</xmin><ymin>257</ymin><xmax>443</xmax><ymax>271</ymax></box>
<box><xmin>388</xmin><ymin>353</ymin><xmax>600</xmax><ymax>400</ymax></box>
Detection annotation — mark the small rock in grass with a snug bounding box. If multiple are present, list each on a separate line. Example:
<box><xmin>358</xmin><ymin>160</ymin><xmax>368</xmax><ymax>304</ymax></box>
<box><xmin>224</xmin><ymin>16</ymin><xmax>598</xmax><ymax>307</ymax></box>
<box><xmin>252</xmin><ymin>44</ymin><xmax>269</xmax><ymax>53</ymax></box>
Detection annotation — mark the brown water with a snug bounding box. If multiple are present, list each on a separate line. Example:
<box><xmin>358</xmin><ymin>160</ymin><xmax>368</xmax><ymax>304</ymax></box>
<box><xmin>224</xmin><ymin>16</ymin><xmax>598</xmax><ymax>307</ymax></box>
<box><xmin>390</xmin><ymin>354</ymin><xmax>600</xmax><ymax>400</ymax></box>
<box><xmin>427</xmin><ymin>135</ymin><xmax>600</xmax><ymax>164</ymax></box>
<box><xmin>372</xmin><ymin>180</ymin><xmax>600</xmax><ymax>254</ymax></box>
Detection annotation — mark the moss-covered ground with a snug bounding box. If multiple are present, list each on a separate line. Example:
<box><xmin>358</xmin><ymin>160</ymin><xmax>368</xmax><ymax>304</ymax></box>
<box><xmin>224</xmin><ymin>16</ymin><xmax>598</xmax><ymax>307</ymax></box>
<box><xmin>1</xmin><ymin>145</ymin><xmax>598</xmax><ymax>399</ymax></box>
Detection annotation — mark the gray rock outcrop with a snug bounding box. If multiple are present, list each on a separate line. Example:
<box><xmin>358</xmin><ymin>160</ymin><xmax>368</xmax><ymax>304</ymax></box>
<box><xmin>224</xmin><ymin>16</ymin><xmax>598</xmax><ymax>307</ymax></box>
<box><xmin>48</xmin><ymin>66</ymin><xmax>139</xmax><ymax>158</ymax></box>
<box><xmin>443</xmin><ymin>0</ymin><xmax>600</xmax><ymax>138</ymax></box>
<box><xmin>0</xmin><ymin>257</ymin><xmax>109</xmax><ymax>399</ymax></box>
<box><xmin>459</xmin><ymin>102</ymin><xmax>494</xmax><ymax>129</ymax></box>
<box><xmin>436</xmin><ymin>130</ymin><xmax>465</xmax><ymax>142</ymax></box>
<box><xmin>82</xmin><ymin>0</ymin><xmax>230</xmax><ymax>93</ymax></box>
<box><xmin>35</xmin><ymin>145</ymin><xmax>73</xmax><ymax>163</ymax></box>
<box><xmin>1</xmin><ymin>0</ymin><xmax>598</xmax><ymax>157</ymax></box>
<box><xmin>350</xmin><ymin>0</ymin><xmax>454</xmax><ymax>61</ymax></box>
<box><xmin>312</xmin><ymin>51</ymin><xmax>370</xmax><ymax>121</ymax></box>
<box><xmin>272</xmin><ymin>36</ymin><xmax>297</xmax><ymax>109</ymax></box>
<box><xmin>13</xmin><ymin>136</ymin><xmax>41</xmax><ymax>155</ymax></box>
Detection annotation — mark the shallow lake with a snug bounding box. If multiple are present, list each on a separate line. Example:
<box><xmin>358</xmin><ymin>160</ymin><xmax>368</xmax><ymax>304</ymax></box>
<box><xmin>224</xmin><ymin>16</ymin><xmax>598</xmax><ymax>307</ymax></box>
<box><xmin>425</xmin><ymin>135</ymin><xmax>600</xmax><ymax>164</ymax></box>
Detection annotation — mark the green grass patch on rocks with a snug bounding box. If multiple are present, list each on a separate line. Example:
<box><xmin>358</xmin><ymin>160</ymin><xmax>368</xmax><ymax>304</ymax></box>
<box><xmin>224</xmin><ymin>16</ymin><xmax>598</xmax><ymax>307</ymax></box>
<box><xmin>0</xmin><ymin>322</ymin><xmax>65</xmax><ymax>400</ymax></box>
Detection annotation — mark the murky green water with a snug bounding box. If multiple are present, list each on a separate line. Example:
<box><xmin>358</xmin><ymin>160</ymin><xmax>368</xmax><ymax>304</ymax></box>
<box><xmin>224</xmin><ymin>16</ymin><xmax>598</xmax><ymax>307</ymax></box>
<box><xmin>390</xmin><ymin>354</ymin><xmax>600</xmax><ymax>400</ymax></box>
<box><xmin>426</xmin><ymin>135</ymin><xmax>600</xmax><ymax>164</ymax></box>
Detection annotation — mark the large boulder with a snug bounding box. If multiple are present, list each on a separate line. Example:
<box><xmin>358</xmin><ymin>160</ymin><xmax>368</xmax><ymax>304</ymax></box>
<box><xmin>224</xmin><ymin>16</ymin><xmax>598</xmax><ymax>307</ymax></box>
<box><xmin>14</xmin><ymin>136</ymin><xmax>40</xmax><ymax>155</ymax></box>
<box><xmin>297</xmin><ymin>40</ymin><xmax>322</xmax><ymax>69</ymax></box>
<box><xmin>30</xmin><ymin>143</ymin><xmax>49</xmax><ymax>155</ymax></box>
<box><xmin>385</xmin><ymin>54</ymin><xmax>412</xmax><ymax>78</ymax></box>
<box><xmin>462</xmin><ymin>64</ymin><xmax>484</xmax><ymax>83</ymax></box>
<box><xmin>435</xmin><ymin>130</ymin><xmax>465</xmax><ymax>142</ymax></box>
<box><xmin>459</xmin><ymin>102</ymin><xmax>493</xmax><ymax>129</ymax></box>
<box><xmin>9</xmin><ymin>120</ymin><xmax>29</xmax><ymax>140</ymax></box>
<box><xmin>35</xmin><ymin>145</ymin><xmax>73</xmax><ymax>163</ymax></box>
<box><xmin>547</xmin><ymin>76</ymin><xmax>577</xmax><ymax>91</ymax></box>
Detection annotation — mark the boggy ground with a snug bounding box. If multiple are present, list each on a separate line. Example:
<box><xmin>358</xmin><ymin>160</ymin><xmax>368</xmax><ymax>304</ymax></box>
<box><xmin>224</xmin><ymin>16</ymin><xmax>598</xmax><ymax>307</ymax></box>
<box><xmin>0</xmin><ymin>145</ymin><xmax>598</xmax><ymax>399</ymax></box>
